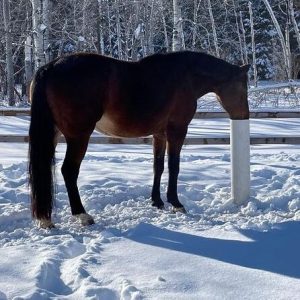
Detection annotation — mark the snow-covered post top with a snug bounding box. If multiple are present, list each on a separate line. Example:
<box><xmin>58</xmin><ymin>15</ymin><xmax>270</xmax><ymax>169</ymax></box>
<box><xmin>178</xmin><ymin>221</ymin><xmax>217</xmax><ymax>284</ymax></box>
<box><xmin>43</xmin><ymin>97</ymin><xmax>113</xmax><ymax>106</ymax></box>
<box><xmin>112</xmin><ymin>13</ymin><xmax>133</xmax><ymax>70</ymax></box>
<box><xmin>230</xmin><ymin>119</ymin><xmax>250</xmax><ymax>205</ymax></box>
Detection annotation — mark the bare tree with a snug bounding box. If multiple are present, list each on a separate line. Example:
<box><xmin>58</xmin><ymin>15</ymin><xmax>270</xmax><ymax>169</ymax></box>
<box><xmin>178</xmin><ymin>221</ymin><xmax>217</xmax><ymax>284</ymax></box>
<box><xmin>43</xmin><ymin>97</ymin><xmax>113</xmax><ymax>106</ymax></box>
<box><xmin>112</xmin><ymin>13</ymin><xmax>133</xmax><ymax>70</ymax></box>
<box><xmin>96</xmin><ymin>0</ymin><xmax>105</xmax><ymax>54</ymax></box>
<box><xmin>2</xmin><ymin>0</ymin><xmax>300</xmax><ymax>96</ymax></box>
<box><xmin>31</xmin><ymin>0</ymin><xmax>46</xmax><ymax>70</ymax></box>
<box><xmin>207</xmin><ymin>0</ymin><xmax>219</xmax><ymax>57</ymax></box>
<box><xmin>172</xmin><ymin>0</ymin><xmax>183</xmax><ymax>51</ymax></box>
<box><xmin>114</xmin><ymin>0</ymin><xmax>122</xmax><ymax>59</ymax></box>
<box><xmin>24</xmin><ymin>36</ymin><xmax>33</xmax><ymax>98</ymax></box>
<box><xmin>159</xmin><ymin>0</ymin><xmax>169</xmax><ymax>51</ymax></box>
<box><xmin>192</xmin><ymin>0</ymin><xmax>200</xmax><ymax>51</ymax></box>
<box><xmin>3</xmin><ymin>0</ymin><xmax>15</xmax><ymax>105</ymax></box>
<box><xmin>239</xmin><ymin>11</ymin><xmax>249</xmax><ymax>64</ymax></box>
<box><xmin>42</xmin><ymin>0</ymin><xmax>51</xmax><ymax>62</ymax></box>
<box><xmin>249</xmin><ymin>1</ymin><xmax>258</xmax><ymax>86</ymax></box>
<box><xmin>288</xmin><ymin>0</ymin><xmax>300</xmax><ymax>51</ymax></box>
<box><xmin>232</xmin><ymin>0</ymin><xmax>244</xmax><ymax>63</ymax></box>
<box><xmin>262</xmin><ymin>0</ymin><xmax>292</xmax><ymax>79</ymax></box>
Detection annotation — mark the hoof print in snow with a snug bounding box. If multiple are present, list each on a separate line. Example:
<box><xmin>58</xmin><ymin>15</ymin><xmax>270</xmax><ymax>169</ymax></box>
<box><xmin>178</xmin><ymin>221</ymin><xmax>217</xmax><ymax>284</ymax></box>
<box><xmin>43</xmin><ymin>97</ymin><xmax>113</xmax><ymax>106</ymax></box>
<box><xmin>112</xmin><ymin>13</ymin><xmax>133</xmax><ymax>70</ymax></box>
<box><xmin>157</xmin><ymin>276</ymin><xmax>166</xmax><ymax>282</ymax></box>
<box><xmin>120</xmin><ymin>280</ymin><xmax>142</xmax><ymax>300</ymax></box>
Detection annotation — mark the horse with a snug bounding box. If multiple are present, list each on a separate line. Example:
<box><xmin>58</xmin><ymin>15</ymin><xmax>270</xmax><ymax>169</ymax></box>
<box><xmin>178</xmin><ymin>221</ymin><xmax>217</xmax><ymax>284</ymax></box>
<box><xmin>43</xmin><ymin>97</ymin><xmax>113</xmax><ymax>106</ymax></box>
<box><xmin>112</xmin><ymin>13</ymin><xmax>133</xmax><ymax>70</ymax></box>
<box><xmin>28</xmin><ymin>50</ymin><xmax>250</xmax><ymax>228</ymax></box>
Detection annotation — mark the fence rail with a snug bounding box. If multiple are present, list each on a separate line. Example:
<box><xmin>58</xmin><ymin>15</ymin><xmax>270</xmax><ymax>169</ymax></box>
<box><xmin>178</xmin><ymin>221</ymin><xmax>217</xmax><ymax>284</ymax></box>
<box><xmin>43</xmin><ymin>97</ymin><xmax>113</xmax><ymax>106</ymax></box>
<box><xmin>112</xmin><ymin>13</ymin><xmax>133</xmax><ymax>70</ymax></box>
<box><xmin>1</xmin><ymin>109</ymin><xmax>300</xmax><ymax>119</ymax></box>
<box><xmin>0</xmin><ymin>109</ymin><xmax>299</xmax><ymax>144</ymax></box>
<box><xmin>0</xmin><ymin>134</ymin><xmax>300</xmax><ymax>145</ymax></box>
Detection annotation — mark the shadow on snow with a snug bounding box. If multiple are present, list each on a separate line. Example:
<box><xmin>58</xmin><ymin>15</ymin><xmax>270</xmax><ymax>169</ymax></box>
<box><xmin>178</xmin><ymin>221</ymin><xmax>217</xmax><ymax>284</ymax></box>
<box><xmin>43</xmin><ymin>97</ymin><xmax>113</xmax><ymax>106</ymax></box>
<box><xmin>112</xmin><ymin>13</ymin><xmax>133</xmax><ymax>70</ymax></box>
<box><xmin>126</xmin><ymin>221</ymin><xmax>300</xmax><ymax>279</ymax></box>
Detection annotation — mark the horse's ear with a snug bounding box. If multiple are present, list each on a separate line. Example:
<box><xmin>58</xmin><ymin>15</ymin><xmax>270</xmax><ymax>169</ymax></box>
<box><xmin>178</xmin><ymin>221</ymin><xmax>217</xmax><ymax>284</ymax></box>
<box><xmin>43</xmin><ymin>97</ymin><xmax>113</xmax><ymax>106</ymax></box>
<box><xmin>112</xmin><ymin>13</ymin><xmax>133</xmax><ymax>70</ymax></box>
<box><xmin>240</xmin><ymin>64</ymin><xmax>251</xmax><ymax>73</ymax></box>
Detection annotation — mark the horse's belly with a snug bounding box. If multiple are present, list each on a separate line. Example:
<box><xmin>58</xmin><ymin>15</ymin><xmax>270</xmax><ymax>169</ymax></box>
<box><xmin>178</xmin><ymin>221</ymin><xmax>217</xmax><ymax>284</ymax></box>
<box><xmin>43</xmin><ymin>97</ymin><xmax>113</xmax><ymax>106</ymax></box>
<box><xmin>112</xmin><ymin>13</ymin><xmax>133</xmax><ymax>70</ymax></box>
<box><xmin>95</xmin><ymin>115</ymin><xmax>119</xmax><ymax>136</ymax></box>
<box><xmin>95</xmin><ymin>114</ymin><xmax>153</xmax><ymax>138</ymax></box>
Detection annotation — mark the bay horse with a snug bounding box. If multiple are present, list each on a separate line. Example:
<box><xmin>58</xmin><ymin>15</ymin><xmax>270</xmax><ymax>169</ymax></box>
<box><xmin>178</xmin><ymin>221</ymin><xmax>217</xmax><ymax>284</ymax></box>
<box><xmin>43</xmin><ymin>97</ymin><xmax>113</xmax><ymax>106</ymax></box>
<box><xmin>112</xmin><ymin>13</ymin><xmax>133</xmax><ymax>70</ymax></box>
<box><xmin>29</xmin><ymin>51</ymin><xmax>250</xmax><ymax>228</ymax></box>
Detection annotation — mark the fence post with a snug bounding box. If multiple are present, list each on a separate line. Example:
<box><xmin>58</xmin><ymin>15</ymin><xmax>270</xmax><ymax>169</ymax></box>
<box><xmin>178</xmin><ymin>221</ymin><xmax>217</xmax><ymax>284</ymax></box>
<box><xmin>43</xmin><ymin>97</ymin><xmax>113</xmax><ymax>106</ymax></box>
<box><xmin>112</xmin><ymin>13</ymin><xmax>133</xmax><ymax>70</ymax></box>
<box><xmin>230</xmin><ymin>119</ymin><xmax>250</xmax><ymax>205</ymax></box>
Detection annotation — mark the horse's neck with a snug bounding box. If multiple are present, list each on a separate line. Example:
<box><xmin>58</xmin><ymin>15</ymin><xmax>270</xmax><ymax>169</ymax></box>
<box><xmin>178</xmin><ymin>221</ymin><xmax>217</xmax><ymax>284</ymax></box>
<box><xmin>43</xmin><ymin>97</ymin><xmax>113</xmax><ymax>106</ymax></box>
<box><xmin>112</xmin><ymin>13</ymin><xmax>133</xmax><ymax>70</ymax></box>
<box><xmin>189</xmin><ymin>76</ymin><xmax>219</xmax><ymax>99</ymax></box>
<box><xmin>179</xmin><ymin>64</ymin><xmax>220</xmax><ymax>100</ymax></box>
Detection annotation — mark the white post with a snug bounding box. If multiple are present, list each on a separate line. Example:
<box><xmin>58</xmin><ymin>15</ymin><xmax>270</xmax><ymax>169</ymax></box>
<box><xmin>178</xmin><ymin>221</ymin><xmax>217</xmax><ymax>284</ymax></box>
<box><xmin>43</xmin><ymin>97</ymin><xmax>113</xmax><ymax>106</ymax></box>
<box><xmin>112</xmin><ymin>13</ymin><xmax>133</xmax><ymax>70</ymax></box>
<box><xmin>230</xmin><ymin>119</ymin><xmax>250</xmax><ymax>205</ymax></box>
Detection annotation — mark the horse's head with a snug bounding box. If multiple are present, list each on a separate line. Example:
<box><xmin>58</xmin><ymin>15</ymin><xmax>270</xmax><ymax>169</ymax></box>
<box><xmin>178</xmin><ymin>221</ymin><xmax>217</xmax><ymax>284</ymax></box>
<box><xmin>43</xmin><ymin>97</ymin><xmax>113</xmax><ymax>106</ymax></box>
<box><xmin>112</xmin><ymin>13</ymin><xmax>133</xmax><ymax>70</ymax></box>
<box><xmin>215</xmin><ymin>64</ymin><xmax>250</xmax><ymax>120</ymax></box>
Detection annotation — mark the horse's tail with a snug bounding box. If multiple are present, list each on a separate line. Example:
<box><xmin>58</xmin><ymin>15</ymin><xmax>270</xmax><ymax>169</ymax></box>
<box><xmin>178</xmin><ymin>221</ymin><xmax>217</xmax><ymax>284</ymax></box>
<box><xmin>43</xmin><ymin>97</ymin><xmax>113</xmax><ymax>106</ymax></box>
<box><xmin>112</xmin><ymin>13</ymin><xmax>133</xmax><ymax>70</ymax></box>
<box><xmin>29</xmin><ymin>68</ymin><xmax>56</xmax><ymax>220</ymax></box>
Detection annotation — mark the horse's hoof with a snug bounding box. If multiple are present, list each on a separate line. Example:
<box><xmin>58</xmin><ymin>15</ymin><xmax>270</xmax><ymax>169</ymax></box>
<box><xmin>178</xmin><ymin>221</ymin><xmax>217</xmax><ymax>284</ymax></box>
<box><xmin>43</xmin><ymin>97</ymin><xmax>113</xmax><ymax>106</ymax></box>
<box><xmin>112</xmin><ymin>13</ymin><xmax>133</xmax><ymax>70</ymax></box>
<box><xmin>75</xmin><ymin>213</ymin><xmax>95</xmax><ymax>226</ymax></box>
<box><xmin>171</xmin><ymin>206</ymin><xmax>187</xmax><ymax>214</ymax></box>
<box><xmin>38</xmin><ymin>219</ymin><xmax>55</xmax><ymax>229</ymax></box>
<box><xmin>152</xmin><ymin>202</ymin><xmax>165</xmax><ymax>210</ymax></box>
<box><xmin>157</xmin><ymin>204</ymin><xmax>165</xmax><ymax>210</ymax></box>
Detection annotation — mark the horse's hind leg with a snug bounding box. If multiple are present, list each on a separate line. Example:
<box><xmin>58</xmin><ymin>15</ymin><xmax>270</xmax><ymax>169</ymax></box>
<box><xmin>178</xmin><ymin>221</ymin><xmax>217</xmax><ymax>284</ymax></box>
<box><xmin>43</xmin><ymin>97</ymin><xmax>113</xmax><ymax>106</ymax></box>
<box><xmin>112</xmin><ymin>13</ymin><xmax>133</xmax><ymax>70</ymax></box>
<box><xmin>151</xmin><ymin>134</ymin><xmax>166</xmax><ymax>209</ymax></box>
<box><xmin>62</xmin><ymin>134</ymin><xmax>94</xmax><ymax>225</ymax></box>
<box><xmin>166</xmin><ymin>125</ymin><xmax>187</xmax><ymax>213</ymax></box>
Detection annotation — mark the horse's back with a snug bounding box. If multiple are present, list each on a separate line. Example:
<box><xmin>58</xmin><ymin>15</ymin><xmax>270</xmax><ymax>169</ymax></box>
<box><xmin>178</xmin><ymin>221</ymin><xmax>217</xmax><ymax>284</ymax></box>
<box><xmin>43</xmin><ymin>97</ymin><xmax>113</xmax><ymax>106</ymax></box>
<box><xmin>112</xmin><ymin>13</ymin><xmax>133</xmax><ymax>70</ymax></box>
<box><xmin>95</xmin><ymin>54</ymin><xmax>195</xmax><ymax>137</ymax></box>
<box><xmin>41</xmin><ymin>52</ymin><xmax>197</xmax><ymax>138</ymax></box>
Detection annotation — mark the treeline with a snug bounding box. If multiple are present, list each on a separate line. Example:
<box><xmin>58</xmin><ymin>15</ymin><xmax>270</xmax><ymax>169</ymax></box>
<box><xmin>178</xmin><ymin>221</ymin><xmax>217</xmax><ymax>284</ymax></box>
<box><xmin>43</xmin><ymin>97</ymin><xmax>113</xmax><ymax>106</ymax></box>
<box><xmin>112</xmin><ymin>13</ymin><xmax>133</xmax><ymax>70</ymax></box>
<box><xmin>1</xmin><ymin>0</ymin><xmax>300</xmax><ymax>105</ymax></box>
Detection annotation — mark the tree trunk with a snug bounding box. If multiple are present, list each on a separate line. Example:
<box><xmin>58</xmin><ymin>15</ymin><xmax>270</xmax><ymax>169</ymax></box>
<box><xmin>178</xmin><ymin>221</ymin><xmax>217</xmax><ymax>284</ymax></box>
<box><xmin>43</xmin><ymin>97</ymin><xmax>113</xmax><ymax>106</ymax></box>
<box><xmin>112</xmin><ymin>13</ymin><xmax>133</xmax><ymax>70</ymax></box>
<box><xmin>140</xmin><ymin>5</ymin><xmax>147</xmax><ymax>57</ymax></box>
<box><xmin>262</xmin><ymin>0</ymin><xmax>292</xmax><ymax>79</ymax></box>
<box><xmin>288</xmin><ymin>0</ymin><xmax>300</xmax><ymax>51</ymax></box>
<box><xmin>233</xmin><ymin>0</ymin><xmax>245</xmax><ymax>63</ymax></box>
<box><xmin>3</xmin><ymin>0</ymin><xmax>15</xmax><ymax>105</ymax></box>
<box><xmin>159</xmin><ymin>0</ymin><xmax>169</xmax><ymax>51</ymax></box>
<box><xmin>207</xmin><ymin>0</ymin><xmax>220</xmax><ymax>57</ymax></box>
<box><xmin>106</xmin><ymin>0</ymin><xmax>113</xmax><ymax>57</ymax></box>
<box><xmin>148</xmin><ymin>0</ymin><xmax>155</xmax><ymax>55</ymax></box>
<box><xmin>285</xmin><ymin>22</ymin><xmax>292</xmax><ymax>80</ymax></box>
<box><xmin>24</xmin><ymin>36</ymin><xmax>33</xmax><ymax>99</ymax></box>
<box><xmin>31</xmin><ymin>0</ymin><xmax>46</xmax><ymax>70</ymax></box>
<box><xmin>172</xmin><ymin>0</ymin><xmax>183</xmax><ymax>51</ymax></box>
<box><xmin>42</xmin><ymin>0</ymin><xmax>51</xmax><ymax>62</ymax></box>
<box><xmin>131</xmin><ymin>1</ymin><xmax>140</xmax><ymax>61</ymax></box>
<box><xmin>115</xmin><ymin>0</ymin><xmax>122</xmax><ymax>59</ymax></box>
<box><xmin>96</xmin><ymin>0</ymin><xmax>105</xmax><ymax>55</ymax></box>
<box><xmin>239</xmin><ymin>11</ymin><xmax>249</xmax><ymax>64</ymax></box>
<box><xmin>249</xmin><ymin>1</ymin><xmax>258</xmax><ymax>86</ymax></box>
<box><xmin>192</xmin><ymin>0</ymin><xmax>201</xmax><ymax>51</ymax></box>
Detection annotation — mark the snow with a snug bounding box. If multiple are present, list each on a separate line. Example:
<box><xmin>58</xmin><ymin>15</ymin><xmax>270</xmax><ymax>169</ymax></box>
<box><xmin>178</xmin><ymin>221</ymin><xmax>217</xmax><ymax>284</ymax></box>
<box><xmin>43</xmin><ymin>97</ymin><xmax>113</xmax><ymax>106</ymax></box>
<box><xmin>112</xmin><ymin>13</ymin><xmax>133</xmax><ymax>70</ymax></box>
<box><xmin>0</xmin><ymin>114</ymin><xmax>300</xmax><ymax>299</ymax></box>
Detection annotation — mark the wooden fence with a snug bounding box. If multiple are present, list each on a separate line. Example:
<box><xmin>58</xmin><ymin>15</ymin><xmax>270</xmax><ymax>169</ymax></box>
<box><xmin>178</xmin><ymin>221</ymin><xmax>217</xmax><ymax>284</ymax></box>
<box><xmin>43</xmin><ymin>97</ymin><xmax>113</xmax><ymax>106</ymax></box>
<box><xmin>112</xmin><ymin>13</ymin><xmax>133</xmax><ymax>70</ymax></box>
<box><xmin>0</xmin><ymin>109</ymin><xmax>299</xmax><ymax>145</ymax></box>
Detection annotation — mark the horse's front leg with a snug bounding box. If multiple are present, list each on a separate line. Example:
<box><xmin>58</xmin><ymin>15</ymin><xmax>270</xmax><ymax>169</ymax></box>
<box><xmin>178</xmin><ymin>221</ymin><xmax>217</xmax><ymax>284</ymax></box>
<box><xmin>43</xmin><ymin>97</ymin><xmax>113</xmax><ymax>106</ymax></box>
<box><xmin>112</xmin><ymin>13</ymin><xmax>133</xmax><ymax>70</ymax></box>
<box><xmin>151</xmin><ymin>134</ymin><xmax>166</xmax><ymax>209</ymax></box>
<box><xmin>166</xmin><ymin>125</ymin><xmax>187</xmax><ymax>213</ymax></box>
<box><xmin>62</xmin><ymin>135</ymin><xmax>95</xmax><ymax>226</ymax></box>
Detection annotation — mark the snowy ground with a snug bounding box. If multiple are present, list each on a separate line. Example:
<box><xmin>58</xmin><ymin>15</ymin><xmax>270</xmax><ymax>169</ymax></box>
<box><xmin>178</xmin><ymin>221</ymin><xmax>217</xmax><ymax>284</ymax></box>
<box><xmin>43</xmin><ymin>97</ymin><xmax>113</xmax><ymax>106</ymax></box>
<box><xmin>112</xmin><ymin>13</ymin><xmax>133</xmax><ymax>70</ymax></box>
<box><xmin>0</xmin><ymin>115</ymin><xmax>300</xmax><ymax>299</ymax></box>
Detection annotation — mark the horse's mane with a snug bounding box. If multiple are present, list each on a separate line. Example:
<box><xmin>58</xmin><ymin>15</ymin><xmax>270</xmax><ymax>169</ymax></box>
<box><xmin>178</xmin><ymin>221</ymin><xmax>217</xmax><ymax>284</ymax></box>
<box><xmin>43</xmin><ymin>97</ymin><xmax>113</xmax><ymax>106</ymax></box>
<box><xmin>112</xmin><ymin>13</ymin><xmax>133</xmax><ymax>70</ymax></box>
<box><xmin>141</xmin><ymin>50</ymin><xmax>240</xmax><ymax>81</ymax></box>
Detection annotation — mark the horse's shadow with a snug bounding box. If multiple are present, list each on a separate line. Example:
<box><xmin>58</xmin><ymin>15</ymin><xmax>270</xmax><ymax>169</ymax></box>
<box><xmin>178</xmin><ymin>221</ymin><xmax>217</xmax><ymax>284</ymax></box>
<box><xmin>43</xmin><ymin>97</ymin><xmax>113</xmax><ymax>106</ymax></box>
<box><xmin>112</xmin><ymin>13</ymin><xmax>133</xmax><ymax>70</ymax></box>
<box><xmin>126</xmin><ymin>221</ymin><xmax>300</xmax><ymax>279</ymax></box>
